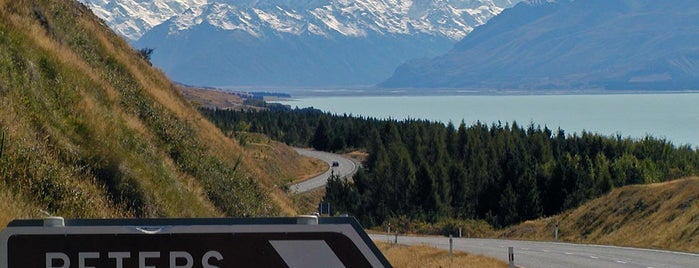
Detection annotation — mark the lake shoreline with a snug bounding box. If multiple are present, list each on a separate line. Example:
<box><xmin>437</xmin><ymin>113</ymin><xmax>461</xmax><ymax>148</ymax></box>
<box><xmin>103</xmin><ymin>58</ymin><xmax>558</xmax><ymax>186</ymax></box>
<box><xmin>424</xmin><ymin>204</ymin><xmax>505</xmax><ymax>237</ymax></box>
<box><xmin>274</xmin><ymin>93</ymin><xmax>699</xmax><ymax>148</ymax></box>
<box><xmin>263</xmin><ymin>87</ymin><xmax>699</xmax><ymax>98</ymax></box>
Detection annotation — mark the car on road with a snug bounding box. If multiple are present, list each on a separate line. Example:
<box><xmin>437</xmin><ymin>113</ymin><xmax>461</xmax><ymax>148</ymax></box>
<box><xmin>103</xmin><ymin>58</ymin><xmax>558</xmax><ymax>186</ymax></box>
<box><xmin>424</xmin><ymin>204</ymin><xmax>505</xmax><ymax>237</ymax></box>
<box><xmin>332</xmin><ymin>161</ymin><xmax>339</xmax><ymax>167</ymax></box>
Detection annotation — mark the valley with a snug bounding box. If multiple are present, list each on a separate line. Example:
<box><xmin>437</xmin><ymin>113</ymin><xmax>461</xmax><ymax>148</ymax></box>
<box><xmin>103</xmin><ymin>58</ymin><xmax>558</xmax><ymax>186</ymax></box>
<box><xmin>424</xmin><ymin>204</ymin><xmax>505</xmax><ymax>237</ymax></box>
<box><xmin>3</xmin><ymin>1</ymin><xmax>699</xmax><ymax>267</ymax></box>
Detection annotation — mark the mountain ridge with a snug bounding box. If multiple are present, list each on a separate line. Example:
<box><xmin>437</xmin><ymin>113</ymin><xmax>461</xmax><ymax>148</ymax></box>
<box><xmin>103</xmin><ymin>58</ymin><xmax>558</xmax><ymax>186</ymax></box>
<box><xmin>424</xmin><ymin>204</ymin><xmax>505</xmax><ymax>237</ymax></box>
<box><xmin>82</xmin><ymin>0</ymin><xmax>519</xmax><ymax>41</ymax></box>
<box><xmin>382</xmin><ymin>0</ymin><xmax>699</xmax><ymax>90</ymax></box>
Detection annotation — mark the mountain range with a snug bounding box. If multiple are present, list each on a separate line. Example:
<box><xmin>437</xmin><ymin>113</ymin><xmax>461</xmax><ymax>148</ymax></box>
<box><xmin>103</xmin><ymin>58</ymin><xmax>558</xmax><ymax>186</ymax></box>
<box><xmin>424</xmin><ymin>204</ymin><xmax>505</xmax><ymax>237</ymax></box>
<box><xmin>80</xmin><ymin>0</ymin><xmax>519</xmax><ymax>87</ymax></box>
<box><xmin>382</xmin><ymin>0</ymin><xmax>699</xmax><ymax>90</ymax></box>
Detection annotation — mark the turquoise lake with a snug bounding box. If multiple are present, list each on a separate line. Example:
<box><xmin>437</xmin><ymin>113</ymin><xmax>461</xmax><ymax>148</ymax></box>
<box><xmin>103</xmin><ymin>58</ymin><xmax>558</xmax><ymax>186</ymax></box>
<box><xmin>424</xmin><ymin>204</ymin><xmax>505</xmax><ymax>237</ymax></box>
<box><xmin>277</xmin><ymin>93</ymin><xmax>699</xmax><ymax>148</ymax></box>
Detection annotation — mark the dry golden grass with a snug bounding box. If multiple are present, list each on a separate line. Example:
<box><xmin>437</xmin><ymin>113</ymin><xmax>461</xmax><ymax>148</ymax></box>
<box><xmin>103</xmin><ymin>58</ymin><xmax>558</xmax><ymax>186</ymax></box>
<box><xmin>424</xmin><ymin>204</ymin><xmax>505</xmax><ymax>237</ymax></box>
<box><xmin>346</xmin><ymin>150</ymin><xmax>369</xmax><ymax>163</ymax></box>
<box><xmin>0</xmin><ymin>188</ymin><xmax>37</xmax><ymax>227</ymax></box>
<box><xmin>376</xmin><ymin>242</ymin><xmax>508</xmax><ymax>268</ymax></box>
<box><xmin>292</xmin><ymin>187</ymin><xmax>326</xmax><ymax>215</ymax></box>
<box><xmin>233</xmin><ymin>133</ymin><xmax>327</xmax><ymax>187</ymax></box>
<box><xmin>171</xmin><ymin>84</ymin><xmax>328</xmax><ymax>214</ymax></box>
<box><xmin>234</xmin><ymin>133</ymin><xmax>328</xmax><ymax>214</ymax></box>
<box><xmin>500</xmin><ymin>177</ymin><xmax>699</xmax><ymax>252</ymax></box>
<box><xmin>176</xmin><ymin>86</ymin><xmax>256</xmax><ymax>111</ymax></box>
<box><xmin>0</xmin><ymin>97</ymin><xmax>125</xmax><ymax>220</ymax></box>
<box><xmin>290</xmin><ymin>157</ymin><xmax>327</xmax><ymax>184</ymax></box>
<box><xmin>0</xmin><ymin>0</ymin><xmax>314</xmax><ymax>222</ymax></box>
<box><xmin>174</xmin><ymin>85</ymin><xmax>328</xmax><ymax>190</ymax></box>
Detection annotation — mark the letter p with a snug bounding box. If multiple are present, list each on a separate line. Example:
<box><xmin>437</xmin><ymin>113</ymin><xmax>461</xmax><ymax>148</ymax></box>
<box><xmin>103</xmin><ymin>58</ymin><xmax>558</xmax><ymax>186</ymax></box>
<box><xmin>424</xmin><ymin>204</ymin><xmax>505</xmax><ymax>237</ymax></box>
<box><xmin>46</xmin><ymin>252</ymin><xmax>69</xmax><ymax>268</ymax></box>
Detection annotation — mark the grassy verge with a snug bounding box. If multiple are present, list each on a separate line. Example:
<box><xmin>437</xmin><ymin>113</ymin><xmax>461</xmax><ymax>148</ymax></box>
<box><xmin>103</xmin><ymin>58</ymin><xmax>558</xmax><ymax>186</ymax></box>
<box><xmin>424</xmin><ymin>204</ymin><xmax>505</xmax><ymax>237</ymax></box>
<box><xmin>291</xmin><ymin>187</ymin><xmax>326</xmax><ymax>215</ymax></box>
<box><xmin>376</xmin><ymin>241</ymin><xmax>508</xmax><ymax>268</ymax></box>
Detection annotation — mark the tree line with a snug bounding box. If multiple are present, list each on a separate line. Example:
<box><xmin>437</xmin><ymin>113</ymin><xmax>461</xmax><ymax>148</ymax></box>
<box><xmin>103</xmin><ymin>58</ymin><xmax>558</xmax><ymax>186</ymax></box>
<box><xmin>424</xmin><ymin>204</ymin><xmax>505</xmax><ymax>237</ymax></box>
<box><xmin>201</xmin><ymin>107</ymin><xmax>699</xmax><ymax>227</ymax></box>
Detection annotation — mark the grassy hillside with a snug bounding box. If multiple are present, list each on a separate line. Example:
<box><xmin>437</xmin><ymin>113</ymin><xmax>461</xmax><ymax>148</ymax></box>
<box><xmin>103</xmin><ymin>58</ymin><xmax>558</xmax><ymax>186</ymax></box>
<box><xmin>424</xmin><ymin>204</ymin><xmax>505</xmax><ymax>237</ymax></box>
<box><xmin>0</xmin><ymin>0</ymin><xmax>311</xmax><ymax>226</ymax></box>
<box><xmin>500</xmin><ymin>177</ymin><xmax>699</xmax><ymax>252</ymax></box>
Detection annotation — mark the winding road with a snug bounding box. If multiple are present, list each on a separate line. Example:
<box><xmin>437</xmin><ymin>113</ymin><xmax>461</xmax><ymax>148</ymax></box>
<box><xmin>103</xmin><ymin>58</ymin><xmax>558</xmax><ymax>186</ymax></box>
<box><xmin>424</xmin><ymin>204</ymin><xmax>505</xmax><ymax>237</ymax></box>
<box><xmin>369</xmin><ymin>234</ymin><xmax>699</xmax><ymax>268</ymax></box>
<box><xmin>289</xmin><ymin>148</ymin><xmax>359</xmax><ymax>194</ymax></box>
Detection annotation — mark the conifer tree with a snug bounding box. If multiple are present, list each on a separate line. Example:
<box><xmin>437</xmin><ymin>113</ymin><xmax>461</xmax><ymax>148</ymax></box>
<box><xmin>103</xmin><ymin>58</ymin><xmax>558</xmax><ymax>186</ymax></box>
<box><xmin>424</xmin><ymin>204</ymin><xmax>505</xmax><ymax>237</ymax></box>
<box><xmin>311</xmin><ymin>117</ymin><xmax>331</xmax><ymax>151</ymax></box>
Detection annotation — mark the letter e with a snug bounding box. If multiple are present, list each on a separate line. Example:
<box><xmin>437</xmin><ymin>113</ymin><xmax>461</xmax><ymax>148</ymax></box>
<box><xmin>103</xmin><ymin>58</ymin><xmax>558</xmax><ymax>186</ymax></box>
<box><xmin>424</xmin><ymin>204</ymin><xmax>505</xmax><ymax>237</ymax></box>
<box><xmin>139</xmin><ymin>252</ymin><xmax>160</xmax><ymax>268</ymax></box>
<box><xmin>79</xmin><ymin>252</ymin><xmax>99</xmax><ymax>268</ymax></box>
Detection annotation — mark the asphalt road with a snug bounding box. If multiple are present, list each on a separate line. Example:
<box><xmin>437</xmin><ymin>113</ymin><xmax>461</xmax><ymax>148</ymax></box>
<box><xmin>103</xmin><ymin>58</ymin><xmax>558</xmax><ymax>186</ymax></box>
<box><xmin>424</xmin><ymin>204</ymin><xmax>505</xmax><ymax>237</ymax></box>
<box><xmin>369</xmin><ymin>234</ymin><xmax>699</xmax><ymax>268</ymax></box>
<box><xmin>289</xmin><ymin>148</ymin><xmax>359</xmax><ymax>194</ymax></box>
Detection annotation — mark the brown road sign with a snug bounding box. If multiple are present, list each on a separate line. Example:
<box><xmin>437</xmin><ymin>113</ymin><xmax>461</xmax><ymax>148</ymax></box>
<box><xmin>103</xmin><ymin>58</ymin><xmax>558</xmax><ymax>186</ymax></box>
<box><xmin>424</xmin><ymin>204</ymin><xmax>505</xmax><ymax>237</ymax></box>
<box><xmin>1</xmin><ymin>217</ymin><xmax>391</xmax><ymax>268</ymax></box>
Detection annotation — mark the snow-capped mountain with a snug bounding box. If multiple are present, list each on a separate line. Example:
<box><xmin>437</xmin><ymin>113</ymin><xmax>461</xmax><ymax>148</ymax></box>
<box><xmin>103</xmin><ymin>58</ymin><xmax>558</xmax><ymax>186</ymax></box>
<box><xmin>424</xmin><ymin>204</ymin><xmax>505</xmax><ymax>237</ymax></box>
<box><xmin>81</xmin><ymin>0</ymin><xmax>520</xmax><ymax>87</ymax></box>
<box><xmin>163</xmin><ymin>0</ymin><xmax>517</xmax><ymax>40</ymax></box>
<box><xmin>82</xmin><ymin>0</ymin><xmax>518</xmax><ymax>41</ymax></box>
<box><xmin>80</xmin><ymin>0</ymin><xmax>208</xmax><ymax>41</ymax></box>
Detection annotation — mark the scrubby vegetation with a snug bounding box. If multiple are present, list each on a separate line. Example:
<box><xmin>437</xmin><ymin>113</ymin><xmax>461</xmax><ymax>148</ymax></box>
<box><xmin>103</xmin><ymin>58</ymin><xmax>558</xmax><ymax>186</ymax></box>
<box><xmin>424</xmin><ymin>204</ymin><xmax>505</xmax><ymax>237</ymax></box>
<box><xmin>0</xmin><ymin>0</ymin><xmax>300</xmax><ymax>225</ymax></box>
<box><xmin>202</xmin><ymin>107</ymin><xmax>699</xmax><ymax>229</ymax></box>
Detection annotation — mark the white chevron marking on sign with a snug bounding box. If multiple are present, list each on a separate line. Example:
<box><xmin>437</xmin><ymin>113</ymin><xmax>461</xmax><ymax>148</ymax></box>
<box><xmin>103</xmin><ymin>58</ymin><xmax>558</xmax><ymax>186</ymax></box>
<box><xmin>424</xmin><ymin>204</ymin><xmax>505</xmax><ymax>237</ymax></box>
<box><xmin>270</xmin><ymin>240</ymin><xmax>345</xmax><ymax>268</ymax></box>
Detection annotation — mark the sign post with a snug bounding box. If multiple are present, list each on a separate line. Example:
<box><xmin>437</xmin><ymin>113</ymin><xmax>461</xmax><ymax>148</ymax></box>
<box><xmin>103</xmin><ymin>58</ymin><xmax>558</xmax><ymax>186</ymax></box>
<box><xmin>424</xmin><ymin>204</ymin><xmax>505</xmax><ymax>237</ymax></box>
<box><xmin>386</xmin><ymin>223</ymin><xmax>391</xmax><ymax>244</ymax></box>
<box><xmin>508</xmin><ymin>246</ymin><xmax>514</xmax><ymax>268</ymax></box>
<box><xmin>448</xmin><ymin>235</ymin><xmax>453</xmax><ymax>259</ymax></box>
<box><xmin>1</xmin><ymin>217</ymin><xmax>391</xmax><ymax>268</ymax></box>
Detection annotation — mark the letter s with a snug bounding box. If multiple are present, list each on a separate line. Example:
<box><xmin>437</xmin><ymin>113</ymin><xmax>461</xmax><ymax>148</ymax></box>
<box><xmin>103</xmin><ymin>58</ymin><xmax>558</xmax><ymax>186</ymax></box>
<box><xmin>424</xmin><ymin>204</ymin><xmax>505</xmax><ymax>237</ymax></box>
<box><xmin>201</xmin><ymin>251</ymin><xmax>223</xmax><ymax>268</ymax></box>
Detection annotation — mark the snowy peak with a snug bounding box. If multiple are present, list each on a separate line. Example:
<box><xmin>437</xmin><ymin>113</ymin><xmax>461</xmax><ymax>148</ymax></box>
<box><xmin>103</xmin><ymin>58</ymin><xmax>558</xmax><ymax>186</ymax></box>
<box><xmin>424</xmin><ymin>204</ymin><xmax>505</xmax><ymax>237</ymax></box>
<box><xmin>522</xmin><ymin>0</ymin><xmax>560</xmax><ymax>5</ymax></box>
<box><xmin>80</xmin><ymin>0</ymin><xmax>209</xmax><ymax>40</ymax></box>
<box><xmin>167</xmin><ymin>2</ymin><xmax>310</xmax><ymax>37</ymax></box>
<box><xmin>82</xmin><ymin>0</ymin><xmax>520</xmax><ymax>41</ymax></box>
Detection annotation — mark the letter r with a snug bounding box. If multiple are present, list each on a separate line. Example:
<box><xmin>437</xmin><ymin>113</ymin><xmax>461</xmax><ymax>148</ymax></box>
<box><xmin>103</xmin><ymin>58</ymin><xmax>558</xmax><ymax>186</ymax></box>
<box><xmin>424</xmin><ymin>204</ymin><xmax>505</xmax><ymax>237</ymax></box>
<box><xmin>170</xmin><ymin>251</ymin><xmax>193</xmax><ymax>268</ymax></box>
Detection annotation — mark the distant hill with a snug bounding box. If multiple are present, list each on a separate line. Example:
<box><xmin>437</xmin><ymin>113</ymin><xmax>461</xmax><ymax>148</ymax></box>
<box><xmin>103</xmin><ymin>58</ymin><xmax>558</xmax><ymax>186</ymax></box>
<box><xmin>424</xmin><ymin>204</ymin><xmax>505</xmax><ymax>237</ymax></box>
<box><xmin>0</xmin><ymin>0</ymin><xmax>313</xmax><ymax>226</ymax></box>
<box><xmin>382</xmin><ymin>0</ymin><xmax>699</xmax><ymax>90</ymax></box>
<box><xmin>501</xmin><ymin>177</ymin><xmax>699</xmax><ymax>252</ymax></box>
